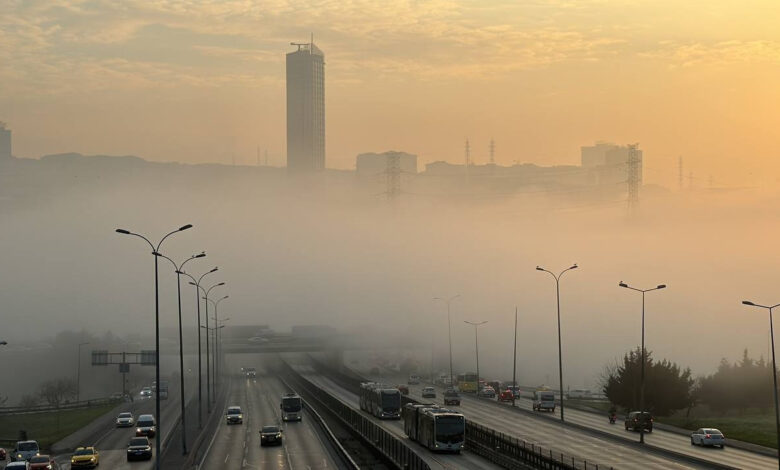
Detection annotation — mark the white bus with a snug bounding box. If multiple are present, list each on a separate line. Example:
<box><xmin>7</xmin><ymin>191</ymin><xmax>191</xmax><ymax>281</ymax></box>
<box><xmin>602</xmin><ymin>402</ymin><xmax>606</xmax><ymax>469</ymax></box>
<box><xmin>280</xmin><ymin>393</ymin><xmax>303</xmax><ymax>421</ymax></box>
<box><xmin>359</xmin><ymin>382</ymin><xmax>402</xmax><ymax>419</ymax></box>
<box><xmin>402</xmin><ymin>403</ymin><xmax>465</xmax><ymax>453</ymax></box>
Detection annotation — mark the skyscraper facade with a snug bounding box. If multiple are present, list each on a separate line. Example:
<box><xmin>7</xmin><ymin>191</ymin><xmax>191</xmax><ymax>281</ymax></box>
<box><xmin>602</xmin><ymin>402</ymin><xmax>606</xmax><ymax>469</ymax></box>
<box><xmin>286</xmin><ymin>41</ymin><xmax>325</xmax><ymax>172</ymax></box>
<box><xmin>0</xmin><ymin>122</ymin><xmax>11</xmax><ymax>159</ymax></box>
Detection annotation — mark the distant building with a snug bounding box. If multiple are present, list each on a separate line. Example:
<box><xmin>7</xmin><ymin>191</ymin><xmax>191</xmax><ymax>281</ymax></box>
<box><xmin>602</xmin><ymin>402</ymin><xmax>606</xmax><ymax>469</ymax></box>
<box><xmin>286</xmin><ymin>41</ymin><xmax>325</xmax><ymax>172</ymax></box>
<box><xmin>581</xmin><ymin>141</ymin><xmax>642</xmax><ymax>185</ymax></box>
<box><xmin>0</xmin><ymin>122</ymin><xmax>11</xmax><ymax>159</ymax></box>
<box><xmin>356</xmin><ymin>151</ymin><xmax>417</xmax><ymax>175</ymax></box>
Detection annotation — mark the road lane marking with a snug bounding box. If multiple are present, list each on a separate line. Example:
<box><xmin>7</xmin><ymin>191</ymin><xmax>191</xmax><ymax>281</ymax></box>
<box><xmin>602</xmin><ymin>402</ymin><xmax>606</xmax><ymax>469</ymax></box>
<box><xmin>225</xmin><ymin>453</ymin><xmax>230</xmax><ymax>463</ymax></box>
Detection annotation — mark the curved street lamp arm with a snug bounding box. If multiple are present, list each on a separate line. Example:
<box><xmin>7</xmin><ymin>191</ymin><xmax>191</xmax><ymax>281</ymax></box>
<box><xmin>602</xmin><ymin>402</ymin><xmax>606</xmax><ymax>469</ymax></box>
<box><xmin>180</xmin><ymin>252</ymin><xmax>205</xmax><ymax>272</ymax></box>
<box><xmin>116</xmin><ymin>230</ymin><xmax>155</xmax><ymax>252</ymax></box>
<box><xmin>154</xmin><ymin>252</ymin><xmax>180</xmax><ymax>271</ymax></box>
<box><xmin>536</xmin><ymin>266</ymin><xmax>558</xmax><ymax>281</ymax></box>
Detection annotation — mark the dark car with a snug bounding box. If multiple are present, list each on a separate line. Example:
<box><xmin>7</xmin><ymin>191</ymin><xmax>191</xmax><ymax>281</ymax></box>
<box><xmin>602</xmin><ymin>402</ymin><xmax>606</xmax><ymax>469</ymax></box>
<box><xmin>127</xmin><ymin>437</ymin><xmax>153</xmax><ymax>461</ymax></box>
<box><xmin>29</xmin><ymin>455</ymin><xmax>58</xmax><ymax>470</ymax></box>
<box><xmin>625</xmin><ymin>411</ymin><xmax>653</xmax><ymax>432</ymax></box>
<box><xmin>136</xmin><ymin>414</ymin><xmax>156</xmax><ymax>437</ymax></box>
<box><xmin>443</xmin><ymin>388</ymin><xmax>461</xmax><ymax>406</ymax></box>
<box><xmin>260</xmin><ymin>425</ymin><xmax>283</xmax><ymax>446</ymax></box>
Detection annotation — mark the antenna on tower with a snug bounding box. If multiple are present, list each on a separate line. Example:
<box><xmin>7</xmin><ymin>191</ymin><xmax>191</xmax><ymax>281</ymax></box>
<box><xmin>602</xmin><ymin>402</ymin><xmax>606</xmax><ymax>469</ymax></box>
<box><xmin>385</xmin><ymin>153</ymin><xmax>401</xmax><ymax>202</ymax></box>
<box><xmin>489</xmin><ymin>139</ymin><xmax>495</xmax><ymax>165</ymax></box>
<box><xmin>465</xmin><ymin>139</ymin><xmax>471</xmax><ymax>166</ymax></box>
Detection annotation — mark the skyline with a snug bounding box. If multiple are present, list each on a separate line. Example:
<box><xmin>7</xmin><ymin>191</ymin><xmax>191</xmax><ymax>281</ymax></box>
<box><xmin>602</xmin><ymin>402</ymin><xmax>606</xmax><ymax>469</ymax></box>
<box><xmin>2</xmin><ymin>1</ymin><xmax>780</xmax><ymax>188</ymax></box>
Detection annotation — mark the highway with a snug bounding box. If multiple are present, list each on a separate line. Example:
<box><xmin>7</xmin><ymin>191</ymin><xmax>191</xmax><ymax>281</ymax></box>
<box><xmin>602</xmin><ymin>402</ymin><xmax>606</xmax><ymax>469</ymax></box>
<box><xmin>198</xmin><ymin>358</ymin><xmax>339</xmax><ymax>469</ymax></box>
<box><xmin>285</xmin><ymin>359</ymin><xmax>504</xmax><ymax>470</ymax></box>
<box><xmin>395</xmin><ymin>378</ymin><xmax>777</xmax><ymax>470</ymax></box>
<box><xmin>49</xmin><ymin>379</ymin><xmax>192</xmax><ymax>470</ymax></box>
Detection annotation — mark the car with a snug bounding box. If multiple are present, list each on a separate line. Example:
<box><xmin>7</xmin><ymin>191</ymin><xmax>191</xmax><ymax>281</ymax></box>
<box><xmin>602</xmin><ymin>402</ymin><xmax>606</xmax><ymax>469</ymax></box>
<box><xmin>478</xmin><ymin>386</ymin><xmax>496</xmax><ymax>398</ymax></box>
<box><xmin>127</xmin><ymin>437</ymin><xmax>153</xmax><ymax>461</ymax></box>
<box><xmin>139</xmin><ymin>387</ymin><xmax>152</xmax><ymax>399</ymax></box>
<box><xmin>245</xmin><ymin>367</ymin><xmax>257</xmax><ymax>378</ymax></box>
<box><xmin>691</xmin><ymin>428</ymin><xmax>725</xmax><ymax>448</ymax></box>
<box><xmin>506</xmin><ymin>385</ymin><xmax>521</xmax><ymax>399</ymax></box>
<box><xmin>421</xmin><ymin>387</ymin><xmax>436</xmax><ymax>398</ymax></box>
<box><xmin>70</xmin><ymin>446</ymin><xmax>99</xmax><ymax>468</ymax></box>
<box><xmin>444</xmin><ymin>388</ymin><xmax>461</xmax><ymax>406</ymax></box>
<box><xmin>136</xmin><ymin>414</ymin><xmax>157</xmax><ymax>437</ymax></box>
<box><xmin>6</xmin><ymin>462</ymin><xmax>31</xmax><ymax>469</ymax></box>
<box><xmin>624</xmin><ymin>411</ymin><xmax>653</xmax><ymax>432</ymax></box>
<box><xmin>11</xmin><ymin>440</ymin><xmax>39</xmax><ymax>462</ymax></box>
<box><xmin>408</xmin><ymin>375</ymin><xmax>421</xmax><ymax>385</ymax></box>
<box><xmin>498</xmin><ymin>390</ymin><xmax>514</xmax><ymax>402</ymax></box>
<box><xmin>116</xmin><ymin>412</ymin><xmax>135</xmax><ymax>427</ymax></box>
<box><xmin>226</xmin><ymin>406</ymin><xmax>244</xmax><ymax>424</ymax></box>
<box><xmin>28</xmin><ymin>455</ymin><xmax>57</xmax><ymax>470</ymax></box>
<box><xmin>398</xmin><ymin>385</ymin><xmax>409</xmax><ymax>395</ymax></box>
<box><xmin>260</xmin><ymin>425</ymin><xmax>283</xmax><ymax>446</ymax></box>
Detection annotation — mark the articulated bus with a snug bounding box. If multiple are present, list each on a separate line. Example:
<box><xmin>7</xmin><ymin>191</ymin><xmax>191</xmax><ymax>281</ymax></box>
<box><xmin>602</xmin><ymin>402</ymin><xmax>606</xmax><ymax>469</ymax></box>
<box><xmin>280</xmin><ymin>393</ymin><xmax>303</xmax><ymax>421</ymax></box>
<box><xmin>402</xmin><ymin>403</ymin><xmax>465</xmax><ymax>453</ymax></box>
<box><xmin>359</xmin><ymin>382</ymin><xmax>402</xmax><ymax>419</ymax></box>
<box><xmin>456</xmin><ymin>373</ymin><xmax>478</xmax><ymax>393</ymax></box>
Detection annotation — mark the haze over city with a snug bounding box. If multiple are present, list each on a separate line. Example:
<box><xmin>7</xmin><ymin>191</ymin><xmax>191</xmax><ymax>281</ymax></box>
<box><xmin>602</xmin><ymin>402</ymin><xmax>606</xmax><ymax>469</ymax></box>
<box><xmin>2</xmin><ymin>2</ymin><xmax>780</xmax><ymax>469</ymax></box>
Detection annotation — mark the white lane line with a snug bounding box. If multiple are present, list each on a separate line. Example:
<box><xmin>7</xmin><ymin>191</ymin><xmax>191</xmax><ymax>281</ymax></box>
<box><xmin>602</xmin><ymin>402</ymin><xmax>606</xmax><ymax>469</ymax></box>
<box><xmin>224</xmin><ymin>453</ymin><xmax>230</xmax><ymax>463</ymax></box>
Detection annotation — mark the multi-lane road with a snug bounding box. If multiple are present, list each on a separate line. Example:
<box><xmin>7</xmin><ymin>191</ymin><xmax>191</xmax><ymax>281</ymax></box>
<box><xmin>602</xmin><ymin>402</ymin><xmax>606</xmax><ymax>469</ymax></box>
<box><xmin>366</xmin><ymin>371</ymin><xmax>777</xmax><ymax>470</ymax></box>
<box><xmin>198</xmin><ymin>359</ymin><xmax>340</xmax><ymax>469</ymax></box>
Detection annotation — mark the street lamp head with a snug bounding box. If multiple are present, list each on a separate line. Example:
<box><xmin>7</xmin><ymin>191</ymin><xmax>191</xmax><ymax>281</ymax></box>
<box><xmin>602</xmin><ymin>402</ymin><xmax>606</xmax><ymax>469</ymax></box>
<box><xmin>657</xmin><ymin>284</ymin><xmax>667</xmax><ymax>290</ymax></box>
<box><xmin>536</xmin><ymin>266</ymin><xmax>544</xmax><ymax>271</ymax></box>
<box><xmin>742</xmin><ymin>300</ymin><xmax>755</xmax><ymax>306</ymax></box>
<box><xmin>179</xmin><ymin>224</ymin><xmax>193</xmax><ymax>231</ymax></box>
<box><xmin>217</xmin><ymin>282</ymin><xmax>225</xmax><ymax>286</ymax></box>
<box><xmin>0</xmin><ymin>341</ymin><xmax>7</xmax><ymax>345</ymax></box>
<box><xmin>189</xmin><ymin>281</ymin><xmax>196</xmax><ymax>286</ymax></box>
<box><xmin>619</xmin><ymin>282</ymin><xmax>628</xmax><ymax>288</ymax></box>
<box><xmin>570</xmin><ymin>264</ymin><xmax>578</xmax><ymax>270</ymax></box>
<box><xmin>194</xmin><ymin>252</ymin><xmax>206</xmax><ymax>258</ymax></box>
<box><xmin>217</xmin><ymin>325</ymin><xmax>225</xmax><ymax>329</ymax></box>
<box><xmin>115</xmin><ymin>229</ymin><xmax>130</xmax><ymax>235</ymax></box>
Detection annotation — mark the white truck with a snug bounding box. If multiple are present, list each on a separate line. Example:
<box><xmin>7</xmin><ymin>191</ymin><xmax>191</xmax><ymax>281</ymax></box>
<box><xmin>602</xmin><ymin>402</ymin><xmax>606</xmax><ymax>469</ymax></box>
<box><xmin>532</xmin><ymin>390</ymin><xmax>556</xmax><ymax>412</ymax></box>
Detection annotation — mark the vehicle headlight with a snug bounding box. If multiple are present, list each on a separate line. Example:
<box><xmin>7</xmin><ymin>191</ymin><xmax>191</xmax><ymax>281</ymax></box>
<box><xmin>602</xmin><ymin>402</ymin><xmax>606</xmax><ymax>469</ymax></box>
<box><xmin>276</xmin><ymin>432</ymin><xmax>282</xmax><ymax>437</ymax></box>
<box><xmin>137</xmin><ymin>428</ymin><xmax>142</xmax><ymax>432</ymax></box>
<box><xmin>47</xmin><ymin>465</ymin><xmax>52</xmax><ymax>469</ymax></box>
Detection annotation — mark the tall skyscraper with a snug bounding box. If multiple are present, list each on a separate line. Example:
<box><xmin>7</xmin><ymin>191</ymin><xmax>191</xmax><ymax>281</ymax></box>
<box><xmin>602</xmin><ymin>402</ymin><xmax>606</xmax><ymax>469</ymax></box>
<box><xmin>0</xmin><ymin>122</ymin><xmax>11</xmax><ymax>159</ymax></box>
<box><xmin>286</xmin><ymin>39</ymin><xmax>325</xmax><ymax>172</ymax></box>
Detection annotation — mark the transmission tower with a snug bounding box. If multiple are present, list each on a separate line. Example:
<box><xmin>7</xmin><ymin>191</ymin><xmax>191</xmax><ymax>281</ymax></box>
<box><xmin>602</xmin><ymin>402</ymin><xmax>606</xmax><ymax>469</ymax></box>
<box><xmin>385</xmin><ymin>153</ymin><xmax>401</xmax><ymax>201</ymax></box>
<box><xmin>678</xmin><ymin>156</ymin><xmax>683</xmax><ymax>191</ymax></box>
<box><xmin>465</xmin><ymin>139</ymin><xmax>471</xmax><ymax>166</ymax></box>
<box><xmin>489</xmin><ymin>138</ymin><xmax>495</xmax><ymax>164</ymax></box>
<box><xmin>627</xmin><ymin>143</ymin><xmax>641</xmax><ymax>213</ymax></box>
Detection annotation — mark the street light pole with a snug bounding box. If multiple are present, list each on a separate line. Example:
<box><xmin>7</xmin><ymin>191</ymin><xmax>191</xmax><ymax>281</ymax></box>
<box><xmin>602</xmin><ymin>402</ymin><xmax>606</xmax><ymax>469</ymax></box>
<box><xmin>76</xmin><ymin>342</ymin><xmax>90</xmax><ymax>403</ymax></box>
<box><xmin>202</xmin><ymin>282</ymin><xmax>225</xmax><ymax>406</ymax></box>
<box><xmin>183</xmin><ymin>268</ymin><xmax>217</xmax><ymax>428</ymax></box>
<box><xmin>536</xmin><ymin>264</ymin><xmax>578</xmax><ymax>423</ymax></box>
<box><xmin>742</xmin><ymin>300</ymin><xmax>780</xmax><ymax>468</ymax></box>
<box><xmin>208</xmin><ymin>296</ymin><xmax>229</xmax><ymax>396</ymax></box>
<box><xmin>434</xmin><ymin>295</ymin><xmax>460</xmax><ymax>386</ymax></box>
<box><xmin>464</xmin><ymin>321</ymin><xmax>487</xmax><ymax>395</ymax></box>
<box><xmin>619</xmin><ymin>281</ymin><xmax>667</xmax><ymax>444</ymax></box>
<box><xmin>155</xmin><ymin>251</ymin><xmax>205</xmax><ymax>455</ymax></box>
<box><xmin>512</xmin><ymin>307</ymin><xmax>518</xmax><ymax>407</ymax></box>
<box><xmin>115</xmin><ymin>223</ymin><xmax>192</xmax><ymax>470</ymax></box>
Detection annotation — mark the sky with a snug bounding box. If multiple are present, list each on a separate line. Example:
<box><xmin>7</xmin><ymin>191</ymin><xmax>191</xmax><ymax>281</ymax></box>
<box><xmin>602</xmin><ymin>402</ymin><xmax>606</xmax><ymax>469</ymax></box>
<box><xmin>3</xmin><ymin>0</ymin><xmax>780</xmax><ymax>186</ymax></box>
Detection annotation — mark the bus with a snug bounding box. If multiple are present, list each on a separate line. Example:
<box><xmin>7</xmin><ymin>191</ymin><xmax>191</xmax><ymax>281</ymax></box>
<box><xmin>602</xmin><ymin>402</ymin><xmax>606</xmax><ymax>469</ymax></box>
<box><xmin>456</xmin><ymin>373</ymin><xmax>478</xmax><ymax>393</ymax></box>
<box><xmin>359</xmin><ymin>382</ymin><xmax>402</xmax><ymax>419</ymax></box>
<box><xmin>280</xmin><ymin>393</ymin><xmax>303</xmax><ymax>421</ymax></box>
<box><xmin>402</xmin><ymin>403</ymin><xmax>465</xmax><ymax>453</ymax></box>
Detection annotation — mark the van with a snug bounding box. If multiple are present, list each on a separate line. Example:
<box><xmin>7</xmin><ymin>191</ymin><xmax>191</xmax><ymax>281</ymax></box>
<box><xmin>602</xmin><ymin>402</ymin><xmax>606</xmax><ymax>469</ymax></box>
<box><xmin>532</xmin><ymin>390</ymin><xmax>556</xmax><ymax>412</ymax></box>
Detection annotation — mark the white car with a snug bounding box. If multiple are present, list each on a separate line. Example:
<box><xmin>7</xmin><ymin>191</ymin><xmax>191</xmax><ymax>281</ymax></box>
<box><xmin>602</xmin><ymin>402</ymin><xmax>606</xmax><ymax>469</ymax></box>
<box><xmin>408</xmin><ymin>375</ymin><xmax>421</xmax><ymax>385</ymax></box>
<box><xmin>116</xmin><ymin>412</ymin><xmax>135</xmax><ymax>427</ymax></box>
<box><xmin>139</xmin><ymin>387</ymin><xmax>152</xmax><ymax>399</ymax></box>
<box><xmin>421</xmin><ymin>387</ymin><xmax>436</xmax><ymax>398</ymax></box>
<box><xmin>691</xmin><ymin>428</ymin><xmax>725</xmax><ymax>448</ymax></box>
<box><xmin>478</xmin><ymin>386</ymin><xmax>496</xmax><ymax>398</ymax></box>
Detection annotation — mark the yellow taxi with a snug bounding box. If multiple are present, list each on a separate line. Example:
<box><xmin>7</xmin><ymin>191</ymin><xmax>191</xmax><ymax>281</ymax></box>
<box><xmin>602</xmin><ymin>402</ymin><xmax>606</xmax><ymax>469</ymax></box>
<box><xmin>70</xmin><ymin>446</ymin><xmax>100</xmax><ymax>468</ymax></box>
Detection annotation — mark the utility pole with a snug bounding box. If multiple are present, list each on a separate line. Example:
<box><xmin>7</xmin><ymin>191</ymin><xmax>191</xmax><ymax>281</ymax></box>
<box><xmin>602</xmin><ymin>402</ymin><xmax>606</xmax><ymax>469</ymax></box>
<box><xmin>627</xmin><ymin>144</ymin><xmax>640</xmax><ymax>214</ymax></box>
<box><xmin>512</xmin><ymin>307</ymin><xmax>517</xmax><ymax>407</ymax></box>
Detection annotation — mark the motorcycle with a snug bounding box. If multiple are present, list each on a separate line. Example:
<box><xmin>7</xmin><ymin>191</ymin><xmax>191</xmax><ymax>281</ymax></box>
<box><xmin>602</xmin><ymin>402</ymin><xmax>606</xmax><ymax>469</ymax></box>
<box><xmin>608</xmin><ymin>413</ymin><xmax>617</xmax><ymax>424</ymax></box>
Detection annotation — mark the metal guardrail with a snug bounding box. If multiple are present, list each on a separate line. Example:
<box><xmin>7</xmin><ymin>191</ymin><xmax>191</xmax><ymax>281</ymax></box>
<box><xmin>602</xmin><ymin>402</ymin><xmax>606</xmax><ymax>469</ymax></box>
<box><xmin>0</xmin><ymin>397</ymin><xmax>117</xmax><ymax>416</ymax></box>
<box><xmin>282</xmin><ymin>361</ymin><xmax>431</xmax><ymax>470</ymax></box>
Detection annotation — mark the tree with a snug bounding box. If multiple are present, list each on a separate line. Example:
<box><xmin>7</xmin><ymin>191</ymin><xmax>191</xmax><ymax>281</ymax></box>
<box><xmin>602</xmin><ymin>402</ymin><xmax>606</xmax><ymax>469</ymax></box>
<box><xmin>39</xmin><ymin>378</ymin><xmax>77</xmax><ymax>407</ymax></box>
<box><xmin>602</xmin><ymin>347</ymin><xmax>695</xmax><ymax>416</ymax></box>
<box><xmin>699</xmin><ymin>349</ymin><xmax>774</xmax><ymax>413</ymax></box>
<box><xmin>19</xmin><ymin>394</ymin><xmax>39</xmax><ymax>408</ymax></box>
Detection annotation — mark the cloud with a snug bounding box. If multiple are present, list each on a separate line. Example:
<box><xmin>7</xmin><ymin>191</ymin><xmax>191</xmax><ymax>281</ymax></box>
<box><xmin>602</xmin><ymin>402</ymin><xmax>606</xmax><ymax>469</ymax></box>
<box><xmin>643</xmin><ymin>40</ymin><xmax>780</xmax><ymax>68</ymax></box>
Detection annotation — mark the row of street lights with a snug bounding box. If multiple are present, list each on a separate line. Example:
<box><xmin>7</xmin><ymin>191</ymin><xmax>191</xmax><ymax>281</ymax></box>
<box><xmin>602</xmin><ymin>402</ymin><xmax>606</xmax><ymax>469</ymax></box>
<box><xmin>116</xmin><ymin>224</ymin><xmax>229</xmax><ymax>469</ymax></box>
<box><xmin>435</xmin><ymin>266</ymin><xmax>780</xmax><ymax>462</ymax></box>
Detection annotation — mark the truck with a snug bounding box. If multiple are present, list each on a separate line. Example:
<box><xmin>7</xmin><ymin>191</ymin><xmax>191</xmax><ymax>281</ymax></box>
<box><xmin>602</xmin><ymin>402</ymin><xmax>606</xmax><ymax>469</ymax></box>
<box><xmin>245</xmin><ymin>367</ymin><xmax>257</xmax><ymax>378</ymax></box>
<box><xmin>280</xmin><ymin>393</ymin><xmax>303</xmax><ymax>421</ymax></box>
<box><xmin>159</xmin><ymin>380</ymin><xmax>169</xmax><ymax>400</ymax></box>
<box><xmin>402</xmin><ymin>403</ymin><xmax>465</xmax><ymax>453</ymax></box>
<box><xmin>532</xmin><ymin>390</ymin><xmax>556</xmax><ymax>412</ymax></box>
<box><xmin>359</xmin><ymin>382</ymin><xmax>402</xmax><ymax>419</ymax></box>
<box><xmin>443</xmin><ymin>388</ymin><xmax>461</xmax><ymax>406</ymax></box>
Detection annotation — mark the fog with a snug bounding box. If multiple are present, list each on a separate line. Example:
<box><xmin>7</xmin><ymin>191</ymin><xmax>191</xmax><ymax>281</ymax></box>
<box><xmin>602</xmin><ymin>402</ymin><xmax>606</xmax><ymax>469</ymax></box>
<box><xmin>2</xmin><ymin>155</ymin><xmax>779</xmax><ymax>398</ymax></box>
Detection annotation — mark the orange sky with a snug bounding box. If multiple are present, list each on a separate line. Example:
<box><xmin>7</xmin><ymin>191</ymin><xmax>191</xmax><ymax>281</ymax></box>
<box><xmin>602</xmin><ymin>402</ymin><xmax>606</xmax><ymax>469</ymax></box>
<box><xmin>2</xmin><ymin>0</ymin><xmax>780</xmax><ymax>187</ymax></box>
